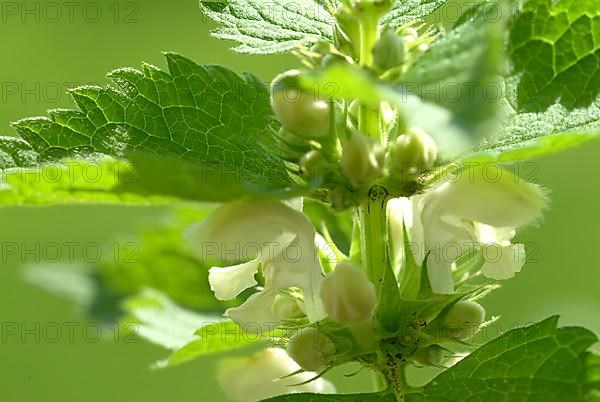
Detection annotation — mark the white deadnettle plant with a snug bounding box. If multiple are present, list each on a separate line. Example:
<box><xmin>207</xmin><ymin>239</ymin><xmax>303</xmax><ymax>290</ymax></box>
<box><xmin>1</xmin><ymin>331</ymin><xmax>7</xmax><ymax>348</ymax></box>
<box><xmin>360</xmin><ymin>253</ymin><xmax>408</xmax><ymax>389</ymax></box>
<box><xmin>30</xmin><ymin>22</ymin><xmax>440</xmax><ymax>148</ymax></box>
<box><xmin>181</xmin><ymin>4</ymin><xmax>559</xmax><ymax>394</ymax></box>
<box><xmin>3</xmin><ymin>0</ymin><xmax>599</xmax><ymax>399</ymax></box>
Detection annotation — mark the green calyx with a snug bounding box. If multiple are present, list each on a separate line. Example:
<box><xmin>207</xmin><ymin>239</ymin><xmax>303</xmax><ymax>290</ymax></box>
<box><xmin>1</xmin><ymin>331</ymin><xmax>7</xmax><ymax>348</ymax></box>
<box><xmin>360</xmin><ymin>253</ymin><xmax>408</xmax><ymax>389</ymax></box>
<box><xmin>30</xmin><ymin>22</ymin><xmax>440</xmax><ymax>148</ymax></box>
<box><xmin>287</xmin><ymin>327</ymin><xmax>336</xmax><ymax>372</ymax></box>
<box><xmin>411</xmin><ymin>344</ymin><xmax>445</xmax><ymax>367</ymax></box>
<box><xmin>442</xmin><ymin>301</ymin><xmax>486</xmax><ymax>341</ymax></box>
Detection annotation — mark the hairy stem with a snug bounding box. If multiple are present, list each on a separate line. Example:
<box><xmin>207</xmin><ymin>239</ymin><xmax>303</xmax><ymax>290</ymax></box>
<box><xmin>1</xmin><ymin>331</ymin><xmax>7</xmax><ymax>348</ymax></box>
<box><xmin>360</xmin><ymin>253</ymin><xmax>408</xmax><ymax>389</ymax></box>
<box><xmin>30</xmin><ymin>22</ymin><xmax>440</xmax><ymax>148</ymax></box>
<box><xmin>359</xmin><ymin>187</ymin><xmax>390</xmax><ymax>294</ymax></box>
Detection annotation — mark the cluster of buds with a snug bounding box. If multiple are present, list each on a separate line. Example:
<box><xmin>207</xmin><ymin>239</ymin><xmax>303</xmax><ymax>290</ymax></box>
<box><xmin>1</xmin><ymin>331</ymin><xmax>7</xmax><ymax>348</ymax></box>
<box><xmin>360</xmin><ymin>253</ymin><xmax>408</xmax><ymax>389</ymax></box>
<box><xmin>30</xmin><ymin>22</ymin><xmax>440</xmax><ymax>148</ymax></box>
<box><xmin>270</xmin><ymin>70</ymin><xmax>338</xmax><ymax>186</ymax></box>
<box><xmin>270</xmin><ymin>69</ymin><xmax>439</xmax><ymax>205</ymax></box>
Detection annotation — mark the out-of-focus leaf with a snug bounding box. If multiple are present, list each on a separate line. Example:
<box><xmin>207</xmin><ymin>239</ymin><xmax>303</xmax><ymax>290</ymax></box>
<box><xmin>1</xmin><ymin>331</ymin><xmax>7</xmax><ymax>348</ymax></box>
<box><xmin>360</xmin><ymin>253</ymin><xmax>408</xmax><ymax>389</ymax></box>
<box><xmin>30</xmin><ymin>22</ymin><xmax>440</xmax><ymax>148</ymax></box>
<box><xmin>199</xmin><ymin>0</ymin><xmax>335</xmax><ymax>54</ymax></box>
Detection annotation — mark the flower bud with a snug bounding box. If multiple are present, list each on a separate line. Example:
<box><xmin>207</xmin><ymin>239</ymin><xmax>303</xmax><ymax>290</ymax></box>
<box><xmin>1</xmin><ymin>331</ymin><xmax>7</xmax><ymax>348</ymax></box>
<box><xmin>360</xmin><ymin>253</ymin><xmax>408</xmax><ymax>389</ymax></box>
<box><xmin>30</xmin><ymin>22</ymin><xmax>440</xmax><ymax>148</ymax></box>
<box><xmin>344</xmin><ymin>0</ymin><xmax>396</xmax><ymax>19</ymax></box>
<box><xmin>341</xmin><ymin>132</ymin><xmax>384</xmax><ymax>186</ymax></box>
<box><xmin>320</xmin><ymin>262</ymin><xmax>377</xmax><ymax>325</ymax></box>
<box><xmin>411</xmin><ymin>345</ymin><xmax>444</xmax><ymax>366</ymax></box>
<box><xmin>271</xmin><ymin>70</ymin><xmax>331</xmax><ymax>139</ymax></box>
<box><xmin>334</xmin><ymin>6</ymin><xmax>361</xmax><ymax>58</ymax></box>
<box><xmin>287</xmin><ymin>327</ymin><xmax>335</xmax><ymax>372</ymax></box>
<box><xmin>390</xmin><ymin>127</ymin><xmax>437</xmax><ymax>177</ymax></box>
<box><xmin>372</xmin><ymin>28</ymin><xmax>405</xmax><ymax>71</ymax></box>
<box><xmin>442</xmin><ymin>301</ymin><xmax>485</xmax><ymax>341</ymax></box>
<box><xmin>299</xmin><ymin>150</ymin><xmax>329</xmax><ymax>183</ymax></box>
<box><xmin>272</xmin><ymin>295</ymin><xmax>305</xmax><ymax>320</ymax></box>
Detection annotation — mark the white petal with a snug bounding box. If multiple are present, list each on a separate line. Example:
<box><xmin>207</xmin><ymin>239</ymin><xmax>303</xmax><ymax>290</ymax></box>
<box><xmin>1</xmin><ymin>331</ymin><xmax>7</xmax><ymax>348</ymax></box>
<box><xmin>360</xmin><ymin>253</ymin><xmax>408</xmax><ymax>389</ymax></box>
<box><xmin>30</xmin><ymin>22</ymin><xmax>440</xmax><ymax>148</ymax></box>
<box><xmin>481</xmin><ymin>243</ymin><xmax>526</xmax><ymax>280</ymax></box>
<box><xmin>388</xmin><ymin>198</ymin><xmax>410</xmax><ymax>270</ymax></box>
<box><xmin>218</xmin><ymin>348</ymin><xmax>336</xmax><ymax>402</ymax></box>
<box><xmin>185</xmin><ymin>201</ymin><xmax>313</xmax><ymax>264</ymax></box>
<box><xmin>226</xmin><ymin>238</ymin><xmax>326</xmax><ymax>332</ymax></box>
<box><xmin>225</xmin><ymin>290</ymin><xmax>280</xmax><ymax>334</ymax></box>
<box><xmin>426</xmin><ymin>258</ymin><xmax>455</xmax><ymax>295</ymax></box>
<box><xmin>284</xmin><ymin>197</ymin><xmax>304</xmax><ymax>211</ymax></box>
<box><xmin>411</xmin><ymin>165</ymin><xmax>546</xmax><ymax>294</ymax></box>
<box><xmin>474</xmin><ymin>223</ymin><xmax>515</xmax><ymax>246</ymax></box>
<box><xmin>268</xmin><ymin>238</ymin><xmax>327</xmax><ymax>323</ymax></box>
<box><xmin>192</xmin><ymin>200</ymin><xmax>326</xmax><ymax>331</ymax></box>
<box><xmin>208</xmin><ymin>260</ymin><xmax>260</xmax><ymax>300</ymax></box>
<box><xmin>424</xmin><ymin>165</ymin><xmax>546</xmax><ymax>229</ymax></box>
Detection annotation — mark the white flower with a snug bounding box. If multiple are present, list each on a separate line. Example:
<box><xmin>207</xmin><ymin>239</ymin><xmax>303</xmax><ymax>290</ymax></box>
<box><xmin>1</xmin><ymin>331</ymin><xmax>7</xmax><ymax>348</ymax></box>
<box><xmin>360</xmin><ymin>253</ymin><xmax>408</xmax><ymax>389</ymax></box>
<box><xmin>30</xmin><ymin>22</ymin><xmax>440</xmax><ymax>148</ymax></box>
<box><xmin>390</xmin><ymin>165</ymin><xmax>547</xmax><ymax>294</ymax></box>
<box><xmin>218</xmin><ymin>348</ymin><xmax>336</xmax><ymax>402</ymax></box>
<box><xmin>186</xmin><ymin>200</ymin><xmax>326</xmax><ymax>333</ymax></box>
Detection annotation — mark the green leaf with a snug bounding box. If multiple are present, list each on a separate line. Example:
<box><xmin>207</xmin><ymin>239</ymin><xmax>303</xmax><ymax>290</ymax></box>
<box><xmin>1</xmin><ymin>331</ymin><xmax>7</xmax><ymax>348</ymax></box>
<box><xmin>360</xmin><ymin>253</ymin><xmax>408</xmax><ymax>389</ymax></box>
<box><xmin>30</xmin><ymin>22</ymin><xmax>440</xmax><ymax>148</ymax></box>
<box><xmin>123</xmin><ymin>288</ymin><xmax>220</xmax><ymax>352</ymax></box>
<box><xmin>508</xmin><ymin>0</ymin><xmax>599</xmax><ymax>112</ymax></box>
<box><xmin>123</xmin><ymin>289</ymin><xmax>262</xmax><ymax>368</ymax></box>
<box><xmin>261</xmin><ymin>392</ymin><xmax>395</xmax><ymax>402</ymax></box>
<box><xmin>473</xmin><ymin>0</ymin><xmax>600</xmax><ymax>163</ymax></box>
<box><xmin>0</xmin><ymin>158</ymin><xmax>169</xmax><ymax>206</ymax></box>
<box><xmin>199</xmin><ymin>0</ymin><xmax>335</xmax><ymax>54</ymax></box>
<box><xmin>162</xmin><ymin>320</ymin><xmax>264</xmax><ymax>368</ymax></box>
<box><xmin>1</xmin><ymin>53</ymin><xmax>301</xmax><ymax>206</ymax></box>
<box><xmin>406</xmin><ymin>316</ymin><xmax>600</xmax><ymax>401</ymax></box>
<box><xmin>24</xmin><ymin>264</ymin><xmax>122</xmax><ymax>323</ymax></box>
<box><xmin>24</xmin><ymin>205</ymin><xmax>229</xmax><ymax>316</ymax></box>
<box><xmin>0</xmin><ymin>136</ymin><xmax>37</xmax><ymax>168</ymax></box>
<box><xmin>462</xmin><ymin>131</ymin><xmax>600</xmax><ymax>164</ymax></box>
<box><xmin>403</xmin><ymin>1</ymin><xmax>507</xmax><ymax>140</ymax></box>
<box><xmin>99</xmin><ymin>206</ymin><xmax>228</xmax><ymax>311</ymax></box>
<box><xmin>397</xmin><ymin>225</ymin><xmax>421</xmax><ymax>300</ymax></box>
<box><xmin>381</xmin><ymin>0</ymin><xmax>448</xmax><ymax>28</ymax></box>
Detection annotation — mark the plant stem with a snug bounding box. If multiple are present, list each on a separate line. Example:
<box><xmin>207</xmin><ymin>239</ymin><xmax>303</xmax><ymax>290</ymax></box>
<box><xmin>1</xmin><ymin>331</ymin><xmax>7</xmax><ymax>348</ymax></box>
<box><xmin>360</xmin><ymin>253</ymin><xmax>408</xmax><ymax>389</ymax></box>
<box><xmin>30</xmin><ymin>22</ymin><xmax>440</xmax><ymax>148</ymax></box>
<box><xmin>359</xmin><ymin>186</ymin><xmax>389</xmax><ymax>294</ymax></box>
<box><xmin>355</xmin><ymin>12</ymin><xmax>406</xmax><ymax>399</ymax></box>
<box><xmin>358</xmin><ymin>16</ymin><xmax>378</xmax><ymax>67</ymax></box>
<box><xmin>358</xmin><ymin>15</ymin><xmax>380</xmax><ymax>140</ymax></box>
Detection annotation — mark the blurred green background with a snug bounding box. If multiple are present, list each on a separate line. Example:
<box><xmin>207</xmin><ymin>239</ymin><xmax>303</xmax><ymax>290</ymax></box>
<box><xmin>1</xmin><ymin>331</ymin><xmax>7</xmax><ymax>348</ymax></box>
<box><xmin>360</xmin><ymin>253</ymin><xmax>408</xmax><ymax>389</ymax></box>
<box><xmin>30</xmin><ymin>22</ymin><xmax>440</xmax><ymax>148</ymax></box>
<box><xmin>1</xmin><ymin>1</ymin><xmax>599</xmax><ymax>401</ymax></box>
